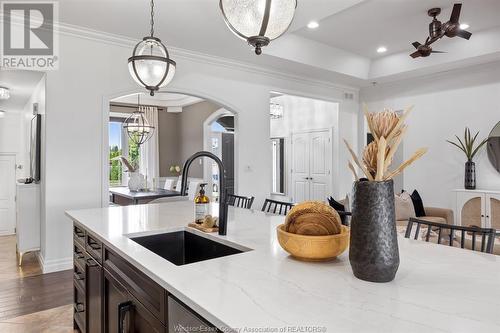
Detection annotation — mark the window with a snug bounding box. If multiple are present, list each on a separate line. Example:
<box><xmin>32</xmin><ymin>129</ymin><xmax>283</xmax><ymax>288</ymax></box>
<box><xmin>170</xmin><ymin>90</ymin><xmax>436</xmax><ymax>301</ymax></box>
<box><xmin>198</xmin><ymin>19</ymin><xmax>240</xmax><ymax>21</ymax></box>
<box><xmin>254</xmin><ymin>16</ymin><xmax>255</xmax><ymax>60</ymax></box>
<box><xmin>271</xmin><ymin>138</ymin><xmax>285</xmax><ymax>195</ymax></box>
<box><xmin>109</xmin><ymin>116</ymin><xmax>141</xmax><ymax>187</ymax></box>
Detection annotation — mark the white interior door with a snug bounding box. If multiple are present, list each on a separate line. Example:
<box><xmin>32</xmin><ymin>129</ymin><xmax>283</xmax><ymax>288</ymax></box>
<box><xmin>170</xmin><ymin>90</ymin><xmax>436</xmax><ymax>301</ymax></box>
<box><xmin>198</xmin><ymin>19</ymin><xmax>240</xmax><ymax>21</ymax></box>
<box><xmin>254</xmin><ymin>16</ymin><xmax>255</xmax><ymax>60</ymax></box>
<box><xmin>291</xmin><ymin>133</ymin><xmax>309</xmax><ymax>203</ymax></box>
<box><xmin>0</xmin><ymin>154</ymin><xmax>16</xmax><ymax>235</ymax></box>
<box><xmin>309</xmin><ymin>131</ymin><xmax>331</xmax><ymax>201</ymax></box>
<box><xmin>291</xmin><ymin>130</ymin><xmax>331</xmax><ymax>203</ymax></box>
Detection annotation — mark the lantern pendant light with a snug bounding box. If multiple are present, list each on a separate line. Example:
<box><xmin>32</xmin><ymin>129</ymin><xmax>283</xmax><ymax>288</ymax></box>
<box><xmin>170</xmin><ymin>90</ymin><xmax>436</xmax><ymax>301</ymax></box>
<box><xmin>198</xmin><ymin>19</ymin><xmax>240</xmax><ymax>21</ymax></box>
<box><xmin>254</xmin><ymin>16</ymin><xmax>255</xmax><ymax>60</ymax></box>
<box><xmin>219</xmin><ymin>0</ymin><xmax>297</xmax><ymax>55</ymax></box>
<box><xmin>128</xmin><ymin>0</ymin><xmax>176</xmax><ymax>96</ymax></box>
<box><xmin>123</xmin><ymin>95</ymin><xmax>156</xmax><ymax>146</ymax></box>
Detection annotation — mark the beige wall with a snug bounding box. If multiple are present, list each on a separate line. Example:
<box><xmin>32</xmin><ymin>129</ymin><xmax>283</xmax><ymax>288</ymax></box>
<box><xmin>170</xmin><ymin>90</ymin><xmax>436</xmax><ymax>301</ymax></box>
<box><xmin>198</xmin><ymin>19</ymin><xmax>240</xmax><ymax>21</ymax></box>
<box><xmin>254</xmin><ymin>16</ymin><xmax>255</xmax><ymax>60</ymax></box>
<box><xmin>156</xmin><ymin>100</ymin><xmax>220</xmax><ymax>178</ymax></box>
<box><xmin>178</xmin><ymin>101</ymin><xmax>221</xmax><ymax>178</ymax></box>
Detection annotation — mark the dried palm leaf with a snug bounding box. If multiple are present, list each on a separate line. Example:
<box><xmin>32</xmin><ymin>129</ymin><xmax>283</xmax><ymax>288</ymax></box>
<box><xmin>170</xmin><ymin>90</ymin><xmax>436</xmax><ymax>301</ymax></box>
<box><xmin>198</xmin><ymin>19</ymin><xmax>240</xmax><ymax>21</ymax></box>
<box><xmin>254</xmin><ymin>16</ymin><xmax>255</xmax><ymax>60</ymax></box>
<box><xmin>344</xmin><ymin>139</ymin><xmax>374</xmax><ymax>180</ymax></box>
<box><xmin>348</xmin><ymin>161</ymin><xmax>358</xmax><ymax>180</ymax></box>
<box><xmin>376</xmin><ymin>137</ymin><xmax>387</xmax><ymax>181</ymax></box>
<box><xmin>384</xmin><ymin>126</ymin><xmax>407</xmax><ymax>174</ymax></box>
<box><xmin>384</xmin><ymin>148</ymin><xmax>428</xmax><ymax>180</ymax></box>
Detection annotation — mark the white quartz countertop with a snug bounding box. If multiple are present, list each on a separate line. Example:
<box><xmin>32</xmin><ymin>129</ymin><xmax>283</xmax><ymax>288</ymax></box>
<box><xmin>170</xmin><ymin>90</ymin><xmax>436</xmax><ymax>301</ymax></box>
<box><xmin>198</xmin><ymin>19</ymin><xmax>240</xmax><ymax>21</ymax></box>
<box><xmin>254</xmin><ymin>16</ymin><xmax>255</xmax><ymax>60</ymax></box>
<box><xmin>66</xmin><ymin>201</ymin><xmax>500</xmax><ymax>333</ymax></box>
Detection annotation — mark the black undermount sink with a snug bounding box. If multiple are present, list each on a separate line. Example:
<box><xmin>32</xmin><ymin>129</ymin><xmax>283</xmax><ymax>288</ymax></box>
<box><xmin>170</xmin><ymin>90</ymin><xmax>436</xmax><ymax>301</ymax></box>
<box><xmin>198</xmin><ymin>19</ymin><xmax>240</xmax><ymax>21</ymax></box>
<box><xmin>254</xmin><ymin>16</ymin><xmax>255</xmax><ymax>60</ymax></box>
<box><xmin>130</xmin><ymin>231</ymin><xmax>245</xmax><ymax>266</ymax></box>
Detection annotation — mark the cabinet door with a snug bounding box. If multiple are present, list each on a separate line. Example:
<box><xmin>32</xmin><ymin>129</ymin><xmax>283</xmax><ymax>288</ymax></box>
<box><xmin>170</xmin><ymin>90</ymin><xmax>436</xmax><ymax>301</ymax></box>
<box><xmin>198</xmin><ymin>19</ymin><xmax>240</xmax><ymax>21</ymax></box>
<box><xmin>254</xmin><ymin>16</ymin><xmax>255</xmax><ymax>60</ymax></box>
<box><xmin>104</xmin><ymin>270</ymin><xmax>129</xmax><ymax>333</ymax></box>
<box><xmin>103</xmin><ymin>270</ymin><xmax>165</xmax><ymax>333</ymax></box>
<box><xmin>86</xmin><ymin>257</ymin><xmax>103</xmax><ymax>333</ymax></box>
<box><xmin>486</xmin><ymin>194</ymin><xmax>500</xmax><ymax>229</ymax></box>
<box><xmin>168</xmin><ymin>296</ymin><xmax>215</xmax><ymax>333</ymax></box>
<box><xmin>457</xmin><ymin>192</ymin><xmax>485</xmax><ymax>227</ymax></box>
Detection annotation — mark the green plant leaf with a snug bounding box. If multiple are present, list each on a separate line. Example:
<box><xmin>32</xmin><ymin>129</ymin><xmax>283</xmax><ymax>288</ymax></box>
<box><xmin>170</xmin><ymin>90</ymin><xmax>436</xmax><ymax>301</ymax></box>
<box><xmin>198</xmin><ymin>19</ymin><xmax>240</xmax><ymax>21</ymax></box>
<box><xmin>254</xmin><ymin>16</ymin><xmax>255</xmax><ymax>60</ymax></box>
<box><xmin>446</xmin><ymin>140</ymin><xmax>467</xmax><ymax>154</ymax></box>
<box><xmin>470</xmin><ymin>137</ymin><xmax>489</xmax><ymax>160</ymax></box>
<box><xmin>455</xmin><ymin>135</ymin><xmax>469</xmax><ymax>158</ymax></box>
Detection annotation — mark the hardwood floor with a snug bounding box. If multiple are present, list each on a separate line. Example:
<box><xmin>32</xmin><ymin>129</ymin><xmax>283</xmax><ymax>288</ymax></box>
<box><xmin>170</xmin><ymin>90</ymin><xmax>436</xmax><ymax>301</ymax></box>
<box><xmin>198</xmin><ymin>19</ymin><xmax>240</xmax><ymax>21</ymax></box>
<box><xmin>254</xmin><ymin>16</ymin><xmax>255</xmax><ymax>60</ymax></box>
<box><xmin>0</xmin><ymin>235</ymin><xmax>75</xmax><ymax>332</ymax></box>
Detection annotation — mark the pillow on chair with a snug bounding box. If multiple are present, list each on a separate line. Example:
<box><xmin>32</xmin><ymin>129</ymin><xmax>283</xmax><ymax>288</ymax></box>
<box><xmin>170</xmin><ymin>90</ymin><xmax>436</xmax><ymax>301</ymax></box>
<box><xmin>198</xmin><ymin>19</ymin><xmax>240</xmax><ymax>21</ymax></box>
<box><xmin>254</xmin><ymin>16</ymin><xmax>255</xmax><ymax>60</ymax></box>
<box><xmin>395</xmin><ymin>191</ymin><xmax>416</xmax><ymax>221</ymax></box>
<box><xmin>410</xmin><ymin>190</ymin><xmax>426</xmax><ymax>217</ymax></box>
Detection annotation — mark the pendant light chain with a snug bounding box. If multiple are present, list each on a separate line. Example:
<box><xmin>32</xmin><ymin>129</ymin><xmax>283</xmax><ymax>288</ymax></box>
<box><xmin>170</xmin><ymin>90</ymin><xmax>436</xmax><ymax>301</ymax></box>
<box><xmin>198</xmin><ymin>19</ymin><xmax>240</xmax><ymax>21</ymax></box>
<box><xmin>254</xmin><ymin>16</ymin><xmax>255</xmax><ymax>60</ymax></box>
<box><xmin>150</xmin><ymin>0</ymin><xmax>155</xmax><ymax>37</ymax></box>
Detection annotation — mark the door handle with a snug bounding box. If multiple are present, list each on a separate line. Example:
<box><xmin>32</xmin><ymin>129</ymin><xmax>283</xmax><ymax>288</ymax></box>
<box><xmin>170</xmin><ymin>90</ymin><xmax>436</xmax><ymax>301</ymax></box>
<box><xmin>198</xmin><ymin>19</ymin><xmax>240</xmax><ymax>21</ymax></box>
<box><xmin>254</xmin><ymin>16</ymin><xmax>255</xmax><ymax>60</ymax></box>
<box><xmin>86</xmin><ymin>258</ymin><xmax>98</xmax><ymax>267</ymax></box>
<box><xmin>118</xmin><ymin>301</ymin><xmax>134</xmax><ymax>333</ymax></box>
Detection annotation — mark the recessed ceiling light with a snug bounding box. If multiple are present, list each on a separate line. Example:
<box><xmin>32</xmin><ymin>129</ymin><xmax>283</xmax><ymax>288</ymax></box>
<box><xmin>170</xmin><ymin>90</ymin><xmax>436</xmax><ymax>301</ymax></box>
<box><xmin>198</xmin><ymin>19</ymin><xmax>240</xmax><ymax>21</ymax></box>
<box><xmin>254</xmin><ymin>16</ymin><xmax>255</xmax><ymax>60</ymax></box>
<box><xmin>0</xmin><ymin>87</ymin><xmax>10</xmax><ymax>100</ymax></box>
<box><xmin>460</xmin><ymin>23</ymin><xmax>470</xmax><ymax>30</ymax></box>
<box><xmin>307</xmin><ymin>21</ymin><xmax>319</xmax><ymax>29</ymax></box>
<box><xmin>377</xmin><ymin>46</ymin><xmax>387</xmax><ymax>53</ymax></box>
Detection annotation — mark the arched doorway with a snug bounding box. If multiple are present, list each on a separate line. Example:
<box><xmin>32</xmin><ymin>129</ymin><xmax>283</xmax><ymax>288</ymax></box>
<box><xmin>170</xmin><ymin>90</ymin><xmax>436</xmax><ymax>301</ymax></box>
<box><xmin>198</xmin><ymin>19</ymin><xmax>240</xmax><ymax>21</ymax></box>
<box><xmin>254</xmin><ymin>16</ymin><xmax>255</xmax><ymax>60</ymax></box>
<box><xmin>102</xmin><ymin>91</ymin><xmax>238</xmax><ymax>206</ymax></box>
<box><xmin>203</xmin><ymin>109</ymin><xmax>236</xmax><ymax>201</ymax></box>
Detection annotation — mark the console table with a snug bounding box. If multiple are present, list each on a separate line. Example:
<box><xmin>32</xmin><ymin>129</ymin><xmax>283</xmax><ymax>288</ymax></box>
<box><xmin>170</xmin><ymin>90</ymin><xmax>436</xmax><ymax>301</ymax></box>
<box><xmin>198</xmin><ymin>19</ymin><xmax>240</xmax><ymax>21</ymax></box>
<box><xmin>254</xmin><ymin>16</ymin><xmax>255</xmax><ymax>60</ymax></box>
<box><xmin>453</xmin><ymin>189</ymin><xmax>500</xmax><ymax>230</ymax></box>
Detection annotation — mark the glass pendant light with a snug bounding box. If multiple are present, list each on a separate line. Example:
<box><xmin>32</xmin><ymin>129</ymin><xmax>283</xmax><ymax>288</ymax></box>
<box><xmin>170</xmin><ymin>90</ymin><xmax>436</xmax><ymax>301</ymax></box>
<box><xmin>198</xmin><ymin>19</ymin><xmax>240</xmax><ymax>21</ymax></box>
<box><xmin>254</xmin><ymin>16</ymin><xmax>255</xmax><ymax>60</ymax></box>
<box><xmin>219</xmin><ymin>0</ymin><xmax>297</xmax><ymax>55</ymax></box>
<box><xmin>123</xmin><ymin>95</ymin><xmax>156</xmax><ymax>146</ymax></box>
<box><xmin>128</xmin><ymin>0</ymin><xmax>176</xmax><ymax>96</ymax></box>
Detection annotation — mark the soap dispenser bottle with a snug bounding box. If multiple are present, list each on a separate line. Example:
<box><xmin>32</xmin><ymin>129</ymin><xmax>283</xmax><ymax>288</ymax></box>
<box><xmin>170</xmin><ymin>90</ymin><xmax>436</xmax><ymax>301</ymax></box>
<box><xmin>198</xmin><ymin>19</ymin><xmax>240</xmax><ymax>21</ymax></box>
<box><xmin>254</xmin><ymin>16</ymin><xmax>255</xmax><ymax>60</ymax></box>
<box><xmin>194</xmin><ymin>183</ymin><xmax>209</xmax><ymax>224</ymax></box>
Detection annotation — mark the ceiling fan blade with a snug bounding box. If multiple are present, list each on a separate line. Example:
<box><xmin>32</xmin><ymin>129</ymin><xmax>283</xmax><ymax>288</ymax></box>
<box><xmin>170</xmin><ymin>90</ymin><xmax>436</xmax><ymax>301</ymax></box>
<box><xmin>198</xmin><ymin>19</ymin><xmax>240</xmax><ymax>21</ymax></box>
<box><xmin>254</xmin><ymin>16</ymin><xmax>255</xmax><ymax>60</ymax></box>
<box><xmin>410</xmin><ymin>51</ymin><xmax>421</xmax><ymax>58</ymax></box>
<box><xmin>431</xmin><ymin>50</ymin><xmax>446</xmax><ymax>53</ymax></box>
<box><xmin>457</xmin><ymin>29</ymin><xmax>472</xmax><ymax>40</ymax></box>
<box><xmin>412</xmin><ymin>41</ymin><xmax>421</xmax><ymax>49</ymax></box>
<box><xmin>450</xmin><ymin>3</ymin><xmax>462</xmax><ymax>24</ymax></box>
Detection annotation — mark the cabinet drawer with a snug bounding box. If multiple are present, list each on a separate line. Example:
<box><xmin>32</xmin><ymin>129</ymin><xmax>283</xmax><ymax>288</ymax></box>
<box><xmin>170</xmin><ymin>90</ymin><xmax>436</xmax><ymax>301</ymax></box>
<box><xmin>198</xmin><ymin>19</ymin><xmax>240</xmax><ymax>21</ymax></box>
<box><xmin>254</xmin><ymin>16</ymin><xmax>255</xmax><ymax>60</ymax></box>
<box><xmin>73</xmin><ymin>243</ymin><xmax>85</xmax><ymax>268</ymax></box>
<box><xmin>103</xmin><ymin>246</ymin><xmax>166</xmax><ymax>324</ymax></box>
<box><xmin>86</xmin><ymin>233</ymin><xmax>103</xmax><ymax>263</ymax></box>
<box><xmin>74</xmin><ymin>224</ymin><xmax>86</xmax><ymax>247</ymax></box>
<box><xmin>168</xmin><ymin>296</ymin><xmax>217</xmax><ymax>333</ymax></box>
<box><xmin>73</xmin><ymin>264</ymin><xmax>85</xmax><ymax>290</ymax></box>
<box><xmin>74</xmin><ymin>283</ymin><xmax>86</xmax><ymax>333</ymax></box>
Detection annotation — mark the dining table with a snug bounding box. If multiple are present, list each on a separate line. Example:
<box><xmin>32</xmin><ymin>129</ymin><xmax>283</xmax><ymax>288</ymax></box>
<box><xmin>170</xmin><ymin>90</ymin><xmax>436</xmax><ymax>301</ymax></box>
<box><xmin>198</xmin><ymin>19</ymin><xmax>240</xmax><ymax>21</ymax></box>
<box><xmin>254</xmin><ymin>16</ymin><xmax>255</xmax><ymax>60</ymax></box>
<box><xmin>109</xmin><ymin>187</ymin><xmax>181</xmax><ymax>205</ymax></box>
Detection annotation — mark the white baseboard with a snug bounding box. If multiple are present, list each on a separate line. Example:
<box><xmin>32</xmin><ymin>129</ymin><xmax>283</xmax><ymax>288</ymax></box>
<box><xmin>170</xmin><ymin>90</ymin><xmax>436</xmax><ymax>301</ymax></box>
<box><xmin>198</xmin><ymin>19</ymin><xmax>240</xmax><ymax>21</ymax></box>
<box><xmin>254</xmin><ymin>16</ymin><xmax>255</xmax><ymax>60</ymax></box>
<box><xmin>0</xmin><ymin>229</ymin><xmax>15</xmax><ymax>236</ymax></box>
<box><xmin>36</xmin><ymin>252</ymin><xmax>72</xmax><ymax>273</ymax></box>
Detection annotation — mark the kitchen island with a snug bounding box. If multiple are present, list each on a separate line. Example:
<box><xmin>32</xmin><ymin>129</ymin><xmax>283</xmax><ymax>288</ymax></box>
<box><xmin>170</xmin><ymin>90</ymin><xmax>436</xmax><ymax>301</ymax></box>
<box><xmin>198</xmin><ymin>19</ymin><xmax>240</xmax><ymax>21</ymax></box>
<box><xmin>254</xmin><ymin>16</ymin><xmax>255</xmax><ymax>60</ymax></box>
<box><xmin>66</xmin><ymin>201</ymin><xmax>500</xmax><ymax>333</ymax></box>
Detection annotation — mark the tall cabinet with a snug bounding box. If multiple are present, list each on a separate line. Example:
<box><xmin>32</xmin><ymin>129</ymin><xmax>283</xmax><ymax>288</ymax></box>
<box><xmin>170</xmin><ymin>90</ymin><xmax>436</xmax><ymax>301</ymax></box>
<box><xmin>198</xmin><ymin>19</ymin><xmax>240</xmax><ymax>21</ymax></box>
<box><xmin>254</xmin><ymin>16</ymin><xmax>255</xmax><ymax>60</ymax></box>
<box><xmin>453</xmin><ymin>189</ymin><xmax>500</xmax><ymax>230</ymax></box>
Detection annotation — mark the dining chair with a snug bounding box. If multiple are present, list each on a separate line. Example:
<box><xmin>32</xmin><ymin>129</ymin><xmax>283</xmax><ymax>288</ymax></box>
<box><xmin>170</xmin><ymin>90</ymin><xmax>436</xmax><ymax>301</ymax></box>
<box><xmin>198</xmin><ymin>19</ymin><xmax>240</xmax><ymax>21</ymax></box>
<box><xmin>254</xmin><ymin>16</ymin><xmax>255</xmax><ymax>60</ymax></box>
<box><xmin>163</xmin><ymin>179</ymin><xmax>175</xmax><ymax>190</ymax></box>
<box><xmin>174</xmin><ymin>178</ymin><xmax>182</xmax><ymax>191</ymax></box>
<box><xmin>227</xmin><ymin>194</ymin><xmax>255</xmax><ymax>209</ymax></box>
<box><xmin>187</xmin><ymin>181</ymin><xmax>201</xmax><ymax>200</ymax></box>
<box><xmin>405</xmin><ymin>217</ymin><xmax>496</xmax><ymax>254</ymax></box>
<box><xmin>261</xmin><ymin>198</ymin><xmax>295</xmax><ymax>216</ymax></box>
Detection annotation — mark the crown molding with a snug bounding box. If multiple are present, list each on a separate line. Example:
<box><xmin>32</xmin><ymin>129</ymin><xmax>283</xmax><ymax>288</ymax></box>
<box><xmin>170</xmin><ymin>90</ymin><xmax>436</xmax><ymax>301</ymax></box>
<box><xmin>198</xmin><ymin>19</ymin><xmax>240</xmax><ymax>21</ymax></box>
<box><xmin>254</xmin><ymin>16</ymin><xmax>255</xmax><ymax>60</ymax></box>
<box><xmin>57</xmin><ymin>22</ymin><xmax>359</xmax><ymax>94</ymax></box>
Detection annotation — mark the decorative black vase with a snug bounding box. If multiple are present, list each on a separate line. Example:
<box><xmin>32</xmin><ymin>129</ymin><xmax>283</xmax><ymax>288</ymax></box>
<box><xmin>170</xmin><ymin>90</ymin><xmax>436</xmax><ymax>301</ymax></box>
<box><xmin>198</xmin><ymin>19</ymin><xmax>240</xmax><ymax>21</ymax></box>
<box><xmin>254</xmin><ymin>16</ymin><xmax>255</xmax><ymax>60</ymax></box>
<box><xmin>349</xmin><ymin>179</ymin><xmax>399</xmax><ymax>283</ymax></box>
<box><xmin>464</xmin><ymin>161</ymin><xmax>476</xmax><ymax>190</ymax></box>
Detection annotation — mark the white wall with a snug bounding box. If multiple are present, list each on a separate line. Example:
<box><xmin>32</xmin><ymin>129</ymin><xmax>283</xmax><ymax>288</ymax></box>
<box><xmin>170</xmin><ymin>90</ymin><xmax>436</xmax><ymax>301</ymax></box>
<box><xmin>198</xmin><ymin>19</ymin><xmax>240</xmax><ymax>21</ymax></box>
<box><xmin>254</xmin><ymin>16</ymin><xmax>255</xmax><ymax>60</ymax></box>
<box><xmin>41</xmin><ymin>30</ymin><xmax>359</xmax><ymax>271</ymax></box>
<box><xmin>361</xmin><ymin>61</ymin><xmax>500</xmax><ymax>210</ymax></box>
<box><xmin>270</xmin><ymin>94</ymin><xmax>341</xmax><ymax>201</ymax></box>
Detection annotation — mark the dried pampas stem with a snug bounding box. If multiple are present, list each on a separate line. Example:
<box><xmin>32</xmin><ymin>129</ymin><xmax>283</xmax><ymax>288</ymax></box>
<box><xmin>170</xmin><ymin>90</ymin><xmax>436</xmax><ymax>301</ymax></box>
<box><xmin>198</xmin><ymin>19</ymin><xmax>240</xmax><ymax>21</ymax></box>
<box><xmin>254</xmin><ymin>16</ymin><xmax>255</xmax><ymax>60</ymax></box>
<box><xmin>363</xmin><ymin>104</ymin><xmax>379</xmax><ymax>142</ymax></box>
<box><xmin>375</xmin><ymin>137</ymin><xmax>387</xmax><ymax>181</ymax></box>
<box><xmin>348</xmin><ymin>161</ymin><xmax>358</xmax><ymax>180</ymax></box>
<box><xmin>386</xmin><ymin>106</ymin><xmax>413</xmax><ymax>143</ymax></box>
<box><xmin>384</xmin><ymin>126</ymin><xmax>407</xmax><ymax>174</ymax></box>
<box><xmin>384</xmin><ymin>148</ymin><xmax>428</xmax><ymax>180</ymax></box>
<box><xmin>344</xmin><ymin>139</ymin><xmax>374</xmax><ymax>181</ymax></box>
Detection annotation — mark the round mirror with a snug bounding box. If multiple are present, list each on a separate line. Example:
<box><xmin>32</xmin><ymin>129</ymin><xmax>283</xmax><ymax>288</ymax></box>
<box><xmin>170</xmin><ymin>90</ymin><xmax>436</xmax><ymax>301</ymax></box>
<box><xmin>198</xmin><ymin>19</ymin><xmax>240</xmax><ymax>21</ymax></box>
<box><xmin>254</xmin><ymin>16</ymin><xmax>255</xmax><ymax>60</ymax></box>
<box><xmin>488</xmin><ymin>121</ymin><xmax>500</xmax><ymax>172</ymax></box>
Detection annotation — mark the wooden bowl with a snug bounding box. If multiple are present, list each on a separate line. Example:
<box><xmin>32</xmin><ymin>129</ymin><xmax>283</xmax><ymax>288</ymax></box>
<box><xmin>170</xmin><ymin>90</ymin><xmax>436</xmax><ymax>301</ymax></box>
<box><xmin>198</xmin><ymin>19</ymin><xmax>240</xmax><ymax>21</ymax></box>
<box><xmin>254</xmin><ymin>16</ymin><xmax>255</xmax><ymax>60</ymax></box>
<box><xmin>277</xmin><ymin>224</ymin><xmax>349</xmax><ymax>261</ymax></box>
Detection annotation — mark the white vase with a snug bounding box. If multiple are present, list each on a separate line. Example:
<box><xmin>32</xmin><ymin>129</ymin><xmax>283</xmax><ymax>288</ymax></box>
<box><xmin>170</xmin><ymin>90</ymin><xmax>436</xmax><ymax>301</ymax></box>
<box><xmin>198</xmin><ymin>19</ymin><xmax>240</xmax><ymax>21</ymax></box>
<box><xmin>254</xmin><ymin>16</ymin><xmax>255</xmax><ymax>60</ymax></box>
<box><xmin>128</xmin><ymin>172</ymin><xmax>144</xmax><ymax>191</ymax></box>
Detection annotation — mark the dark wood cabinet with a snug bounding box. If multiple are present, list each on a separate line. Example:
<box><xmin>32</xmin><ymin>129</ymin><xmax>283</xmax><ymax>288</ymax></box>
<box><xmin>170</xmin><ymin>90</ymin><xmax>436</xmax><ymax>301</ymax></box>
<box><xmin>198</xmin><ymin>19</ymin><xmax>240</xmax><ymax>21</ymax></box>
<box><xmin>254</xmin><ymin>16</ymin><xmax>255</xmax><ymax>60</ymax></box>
<box><xmin>86</xmin><ymin>256</ymin><xmax>103</xmax><ymax>333</ymax></box>
<box><xmin>103</xmin><ymin>270</ymin><xmax>165</xmax><ymax>333</ymax></box>
<box><xmin>73</xmin><ymin>221</ymin><xmax>217</xmax><ymax>333</ymax></box>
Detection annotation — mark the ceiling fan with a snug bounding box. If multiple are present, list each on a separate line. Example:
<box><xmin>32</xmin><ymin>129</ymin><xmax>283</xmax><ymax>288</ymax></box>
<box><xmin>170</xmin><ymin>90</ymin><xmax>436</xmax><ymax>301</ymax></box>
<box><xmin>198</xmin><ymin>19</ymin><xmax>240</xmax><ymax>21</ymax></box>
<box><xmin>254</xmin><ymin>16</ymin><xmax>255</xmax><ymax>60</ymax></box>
<box><xmin>410</xmin><ymin>3</ymin><xmax>472</xmax><ymax>58</ymax></box>
<box><xmin>410</xmin><ymin>37</ymin><xmax>445</xmax><ymax>58</ymax></box>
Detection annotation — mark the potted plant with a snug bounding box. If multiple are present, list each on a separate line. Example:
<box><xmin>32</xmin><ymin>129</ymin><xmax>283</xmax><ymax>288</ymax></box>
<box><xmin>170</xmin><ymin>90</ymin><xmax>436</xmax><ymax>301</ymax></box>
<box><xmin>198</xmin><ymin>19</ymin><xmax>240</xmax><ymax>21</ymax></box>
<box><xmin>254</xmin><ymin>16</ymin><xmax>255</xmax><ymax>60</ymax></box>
<box><xmin>112</xmin><ymin>156</ymin><xmax>144</xmax><ymax>191</ymax></box>
<box><xmin>446</xmin><ymin>128</ymin><xmax>489</xmax><ymax>190</ymax></box>
<box><xmin>344</xmin><ymin>106</ymin><xmax>427</xmax><ymax>282</ymax></box>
